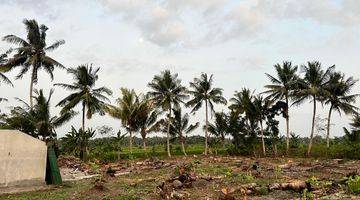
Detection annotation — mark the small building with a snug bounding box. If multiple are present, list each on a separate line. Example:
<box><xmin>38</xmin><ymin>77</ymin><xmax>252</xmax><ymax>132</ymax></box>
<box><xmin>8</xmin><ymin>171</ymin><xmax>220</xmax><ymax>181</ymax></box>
<box><xmin>0</xmin><ymin>130</ymin><xmax>47</xmax><ymax>187</ymax></box>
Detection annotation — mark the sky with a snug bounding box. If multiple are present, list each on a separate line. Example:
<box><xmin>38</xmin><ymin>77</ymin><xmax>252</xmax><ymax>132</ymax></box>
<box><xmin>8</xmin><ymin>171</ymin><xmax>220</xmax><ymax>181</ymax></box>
<box><xmin>0</xmin><ymin>0</ymin><xmax>359</xmax><ymax>138</ymax></box>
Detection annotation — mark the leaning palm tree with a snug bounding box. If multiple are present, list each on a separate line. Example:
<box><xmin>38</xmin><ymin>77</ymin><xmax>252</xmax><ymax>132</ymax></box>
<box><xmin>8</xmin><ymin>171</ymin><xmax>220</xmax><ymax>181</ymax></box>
<box><xmin>187</xmin><ymin>73</ymin><xmax>227</xmax><ymax>155</ymax></box>
<box><xmin>169</xmin><ymin>108</ymin><xmax>199</xmax><ymax>156</ymax></box>
<box><xmin>1</xmin><ymin>19</ymin><xmax>65</xmax><ymax>107</ymax></box>
<box><xmin>323</xmin><ymin>72</ymin><xmax>358</xmax><ymax>148</ymax></box>
<box><xmin>136</xmin><ymin>97</ymin><xmax>162</xmax><ymax>150</ymax></box>
<box><xmin>148</xmin><ymin>70</ymin><xmax>188</xmax><ymax>157</ymax></box>
<box><xmin>55</xmin><ymin>64</ymin><xmax>112</xmax><ymax>131</ymax></box>
<box><xmin>263</xmin><ymin>61</ymin><xmax>298</xmax><ymax>154</ymax></box>
<box><xmin>208</xmin><ymin>112</ymin><xmax>228</xmax><ymax>148</ymax></box>
<box><xmin>293</xmin><ymin>61</ymin><xmax>334</xmax><ymax>156</ymax></box>
<box><xmin>106</xmin><ymin>88</ymin><xmax>140</xmax><ymax>154</ymax></box>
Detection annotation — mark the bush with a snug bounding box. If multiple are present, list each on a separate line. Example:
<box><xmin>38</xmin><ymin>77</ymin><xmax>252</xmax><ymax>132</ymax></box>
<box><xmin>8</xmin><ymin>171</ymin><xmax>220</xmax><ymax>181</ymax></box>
<box><xmin>90</xmin><ymin>151</ymin><xmax>118</xmax><ymax>163</ymax></box>
<box><xmin>347</xmin><ymin>175</ymin><xmax>360</xmax><ymax>194</ymax></box>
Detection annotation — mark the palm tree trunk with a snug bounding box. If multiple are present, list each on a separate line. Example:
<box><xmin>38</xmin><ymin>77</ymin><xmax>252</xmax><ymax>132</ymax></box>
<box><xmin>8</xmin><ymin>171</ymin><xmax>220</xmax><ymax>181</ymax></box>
<box><xmin>273</xmin><ymin>143</ymin><xmax>278</xmax><ymax>157</ymax></box>
<box><xmin>142</xmin><ymin>139</ymin><xmax>146</xmax><ymax>150</ymax></box>
<box><xmin>204</xmin><ymin>99</ymin><xmax>209</xmax><ymax>155</ymax></box>
<box><xmin>260</xmin><ymin>120</ymin><xmax>266</xmax><ymax>156</ymax></box>
<box><xmin>141</xmin><ymin>129</ymin><xmax>147</xmax><ymax>150</ymax></box>
<box><xmin>82</xmin><ymin>103</ymin><xmax>85</xmax><ymax>131</ymax></box>
<box><xmin>85</xmin><ymin>146</ymin><xmax>89</xmax><ymax>161</ymax></box>
<box><xmin>129</xmin><ymin>130</ymin><xmax>133</xmax><ymax>154</ymax></box>
<box><xmin>285</xmin><ymin>95</ymin><xmax>290</xmax><ymax>155</ymax></box>
<box><xmin>326</xmin><ymin>105</ymin><xmax>333</xmax><ymax>148</ymax></box>
<box><xmin>181</xmin><ymin>134</ymin><xmax>187</xmax><ymax>156</ymax></box>
<box><xmin>167</xmin><ymin>108</ymin><xmax>172</xmax><ymax>157</ymax></box>
<box><xmin>222</xmin><ymin>135</ymin><xmax>225</xmax><ymax>149</ymax></box>
<box><xmin>307</xmin><ymin>96</ymin><xmax>317</xmax><ymax>156</ymax></box>
<box><xmin>29</xmin><ymin>69</ymin><xmax>35</xmax><ymax>108</ymax></box>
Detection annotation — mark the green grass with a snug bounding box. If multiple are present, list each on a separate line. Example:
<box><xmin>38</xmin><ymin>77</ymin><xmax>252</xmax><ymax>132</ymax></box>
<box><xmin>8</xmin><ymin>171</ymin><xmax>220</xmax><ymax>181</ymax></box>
<box><xmin>91</xmin><ymin>144</ymin><xmax>227</xmax><ymax>162</ymax></box>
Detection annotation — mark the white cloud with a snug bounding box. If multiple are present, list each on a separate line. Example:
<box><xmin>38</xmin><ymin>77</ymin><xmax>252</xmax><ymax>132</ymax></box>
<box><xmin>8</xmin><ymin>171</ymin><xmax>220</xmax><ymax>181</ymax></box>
<box><xmin>99</xmin><ymin>0</ymin><xmax>360</xmax><ymax>47</ymax></box>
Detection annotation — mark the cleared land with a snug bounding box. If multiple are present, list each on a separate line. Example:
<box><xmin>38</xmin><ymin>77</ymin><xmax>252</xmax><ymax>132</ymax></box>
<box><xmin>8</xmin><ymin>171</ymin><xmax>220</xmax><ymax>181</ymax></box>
<box><xmin>0</xmin><ymin>155</ymin><xmax>359</xmax><ymax>200</ymax></box>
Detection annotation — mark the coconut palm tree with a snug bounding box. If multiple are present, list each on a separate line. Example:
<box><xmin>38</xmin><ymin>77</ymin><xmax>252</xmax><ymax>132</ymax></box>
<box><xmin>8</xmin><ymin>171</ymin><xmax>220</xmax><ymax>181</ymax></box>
<box><xmin>324</xmin><ymin>72</ymin><xmax>358</xmax><ymax>148</ymax></box>
<box><xmin>1</xmin><ymin>19</ymin><xmax>65</xmax><ymax>107</ymax></box>
<box><xmin>187</xmin><ymin>73</ymin><xmax>227</xmax><ymax>155</ymax></box>
<box><xmin>263</xmin><ymin>61</ymin><xmax>298</xmax><ymax>154</ymax></box>
<box><xmin>0</xmin><ymin>89</ymin><xmax>75</xmax><ymax>142</ymax></box>
<box><xmin>55</xmin><ymin>64</ymin><xmax>112</xmax><ymax>131</ymax></box>
<box><xmin>169</xmin><ymin>108</ymin><xmax>199</xmax><ymax>156</ymax></box>
<box><xmin>148</xmin><ymin>70</ymin><xmax>188</xmax><ymax>157</ymax></box>
<box><xmin>293</xmin><ymin>61</ymin><xmax>334</xmax><ymax>156</ymax></box>
<box><xmin>106</xmin><ymin>88</ymin><xmax>140</xmax><ymax>154</ymax></box>
<box><xmin>343</xmin><ymin>114</ymin><xmax>360</xmax><ymax>144</ymax></box>
<box><xmin>136</xmin><ymin>97</ymin><xmax>162</xmax><ymax>150</ymax></box>
<box><xmin>208</xmin><ymin>112</ymin><xmax>228</xmax><ymax>148</ymax></box>
<box><xmin>229</xmin><ymin>88</ymin><xmax>254</xmax><ymax>125</ymax></box>
<box><xmin>230</xmin><ymin>89</ymin><xmax>262</xmax><ymax>155</ymax></box>
<box><xmin>253</xmin><ymin>95</ymin><xmax>271</xmax><ymax>156</ymax></box>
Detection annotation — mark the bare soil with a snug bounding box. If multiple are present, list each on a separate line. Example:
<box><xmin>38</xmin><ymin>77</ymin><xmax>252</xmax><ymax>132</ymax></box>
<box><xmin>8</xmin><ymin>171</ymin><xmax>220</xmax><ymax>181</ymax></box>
<box><xmin>1</xmin><ymin>156</ymin><xmax>359</xmax><ymax>200</ymax></box>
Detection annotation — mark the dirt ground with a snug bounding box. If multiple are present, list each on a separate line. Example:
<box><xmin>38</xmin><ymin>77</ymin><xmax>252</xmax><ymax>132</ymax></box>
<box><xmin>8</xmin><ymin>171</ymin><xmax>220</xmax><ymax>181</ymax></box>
<box><xmin>1</xmin><ymin>156</ymin><xmax>359</xmax><ymax>200</ymax></box>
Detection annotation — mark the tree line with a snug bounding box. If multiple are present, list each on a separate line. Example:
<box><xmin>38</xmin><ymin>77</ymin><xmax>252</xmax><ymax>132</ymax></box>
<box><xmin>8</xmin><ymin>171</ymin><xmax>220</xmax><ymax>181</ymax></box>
<box><xmin>0</xmin><ymin>19</ymin><xmax>359</xmax><ymax>160</ymax></box>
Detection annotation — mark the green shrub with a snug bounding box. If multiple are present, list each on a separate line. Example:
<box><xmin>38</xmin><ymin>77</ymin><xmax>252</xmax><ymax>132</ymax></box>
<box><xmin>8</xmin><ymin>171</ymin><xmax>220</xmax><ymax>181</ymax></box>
<box><xmin>347</xmin><ymin>175</ymin><xmax>360</xmax><ymax>194</ymax></box>
<box><xmin>89</xmin><ymin>151</ymin><xmax>118</xmax><ymax>163</ymax></box>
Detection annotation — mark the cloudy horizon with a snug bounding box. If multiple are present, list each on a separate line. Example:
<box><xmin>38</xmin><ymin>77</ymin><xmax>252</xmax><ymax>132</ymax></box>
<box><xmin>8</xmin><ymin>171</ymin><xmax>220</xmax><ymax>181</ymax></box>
<box><xmin>0</xmin><ymin>0</ymin><xmax>359</xmax><ymax>138</ymax></box>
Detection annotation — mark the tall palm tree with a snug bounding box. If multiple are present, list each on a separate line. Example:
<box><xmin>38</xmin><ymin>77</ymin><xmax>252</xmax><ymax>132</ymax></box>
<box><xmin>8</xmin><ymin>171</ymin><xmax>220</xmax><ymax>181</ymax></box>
<box><xmin>106</xmin><ymin>88</ymin><xmax>140</xmax><ymax>154</ymax></box>
<box><xmin>55</xmin><ymin>64</ymin><xmax>112</xmax><ymax>131</ymax></box>
<box><xmin>1</xmin><ymin>19</ymin><xmax>65</xmax><ymax>107</ymax></box>
<box><xmin>169</xmin><ymin>108</ymin><xmax>199</xmax><ymax>156</ymax></box>
<box><xmin>263</xmin><ymin>61</ymin><xmax>298</xmax><ymax>154</ymax></box>
<box><xmin>324</xmin><ymin>72</ymin><xmax>358</xmax><ymax>148</ymax></box>
<box><xmin>136</xmin><ymin>97</ymin><xmax>161</xmax><ymax>150</ymax></box>
<box><xmin>293</xmin><ymin>61</ymin><xmax>334</xmax><ymax>156</ymax></box>
<box><xmin>230</xmin><ymin>89</ymin><xmax>260</xmax><ymax>155</ymax></box>
<box><xmin>208</xmin><ymin>112</ymin><xmax>228</xmax><ymax>148</ymax></box>
<box><xmin>187</xmin><ymin>73</ymin><xmax>227</xmax><ymax>155</ymax></box>
<box><xmin>148</xmin><ymin>70</ymin><xmax>188</xmax><ymax>157</ymax></box>
<box><xmin>253</xmin><ymin>95</ymin><xmax>271</xmax><ymax>156</ymax></box>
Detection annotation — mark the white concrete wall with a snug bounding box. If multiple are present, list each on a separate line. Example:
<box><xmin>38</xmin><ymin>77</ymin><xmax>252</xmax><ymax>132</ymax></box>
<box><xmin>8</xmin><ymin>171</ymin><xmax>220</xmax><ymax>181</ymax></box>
<box><xmin>0</xmin><ymin>130</ymin><xmax>47</xmax><ymax>187</ymax></box>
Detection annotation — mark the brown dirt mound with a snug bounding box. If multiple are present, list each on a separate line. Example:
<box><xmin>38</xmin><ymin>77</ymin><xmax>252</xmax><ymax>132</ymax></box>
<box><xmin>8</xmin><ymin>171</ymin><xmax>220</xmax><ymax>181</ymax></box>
<box><xmin>57</xmin><ymin>155</ymin><xmax>92</xmax><ymax>173</ymax></box>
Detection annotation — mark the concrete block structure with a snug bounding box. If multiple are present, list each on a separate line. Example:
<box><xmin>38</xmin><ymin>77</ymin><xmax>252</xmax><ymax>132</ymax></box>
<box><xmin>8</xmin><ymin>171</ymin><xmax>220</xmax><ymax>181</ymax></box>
<box><xmin>0</xmin><ymin>130</ymin><xmax>47</xmax><ymax>187</ymax></box>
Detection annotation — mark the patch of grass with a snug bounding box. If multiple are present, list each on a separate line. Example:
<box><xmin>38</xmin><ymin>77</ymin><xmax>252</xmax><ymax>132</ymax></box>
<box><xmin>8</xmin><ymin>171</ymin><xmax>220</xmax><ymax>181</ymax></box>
<box><xmin>302</xmin><ymin>188</ymin><xmax>314</xmax><ymax>200</ymax></box>
<box><xmin>255</xmin><ymin>186</ymin><xmax>269</xmax><ymax>195</ymax></box>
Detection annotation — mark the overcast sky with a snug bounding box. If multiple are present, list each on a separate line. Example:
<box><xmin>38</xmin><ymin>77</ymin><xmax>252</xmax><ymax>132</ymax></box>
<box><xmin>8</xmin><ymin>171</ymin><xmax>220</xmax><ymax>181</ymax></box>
<box><xmin>0</xmin><ymin>0</ymin><xmax>359</xmax><ymax>138</ymax></box>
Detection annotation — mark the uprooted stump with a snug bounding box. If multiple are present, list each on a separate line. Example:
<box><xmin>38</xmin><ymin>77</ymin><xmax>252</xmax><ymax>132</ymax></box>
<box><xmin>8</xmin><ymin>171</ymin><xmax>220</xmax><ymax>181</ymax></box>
<box><xmin>219</xmin><ymin>188</ymin><xmax>236</xmax><ymax>200</ymax></box>
<box><xmin>157</xmin><ymin>162</ymin><xmax>224</xmax><ymax>199</ymax></box>
<box><xmin>90</xmin><ymin>178</ymin><xmax>109</xmax><ymax>192</ymax></box>
<box><xmin>268</xmin><ymin>180</ymin><xmax>307</xmax><ymax>192</ymax></box>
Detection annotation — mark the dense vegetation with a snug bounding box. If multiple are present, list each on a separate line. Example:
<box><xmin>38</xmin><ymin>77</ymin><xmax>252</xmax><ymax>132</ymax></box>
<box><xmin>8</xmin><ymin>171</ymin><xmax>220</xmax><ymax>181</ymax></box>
<box><xmin>0</xmin><ymin>19</ymin><xmax>359</xmax><ymax>162</ymax></box>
